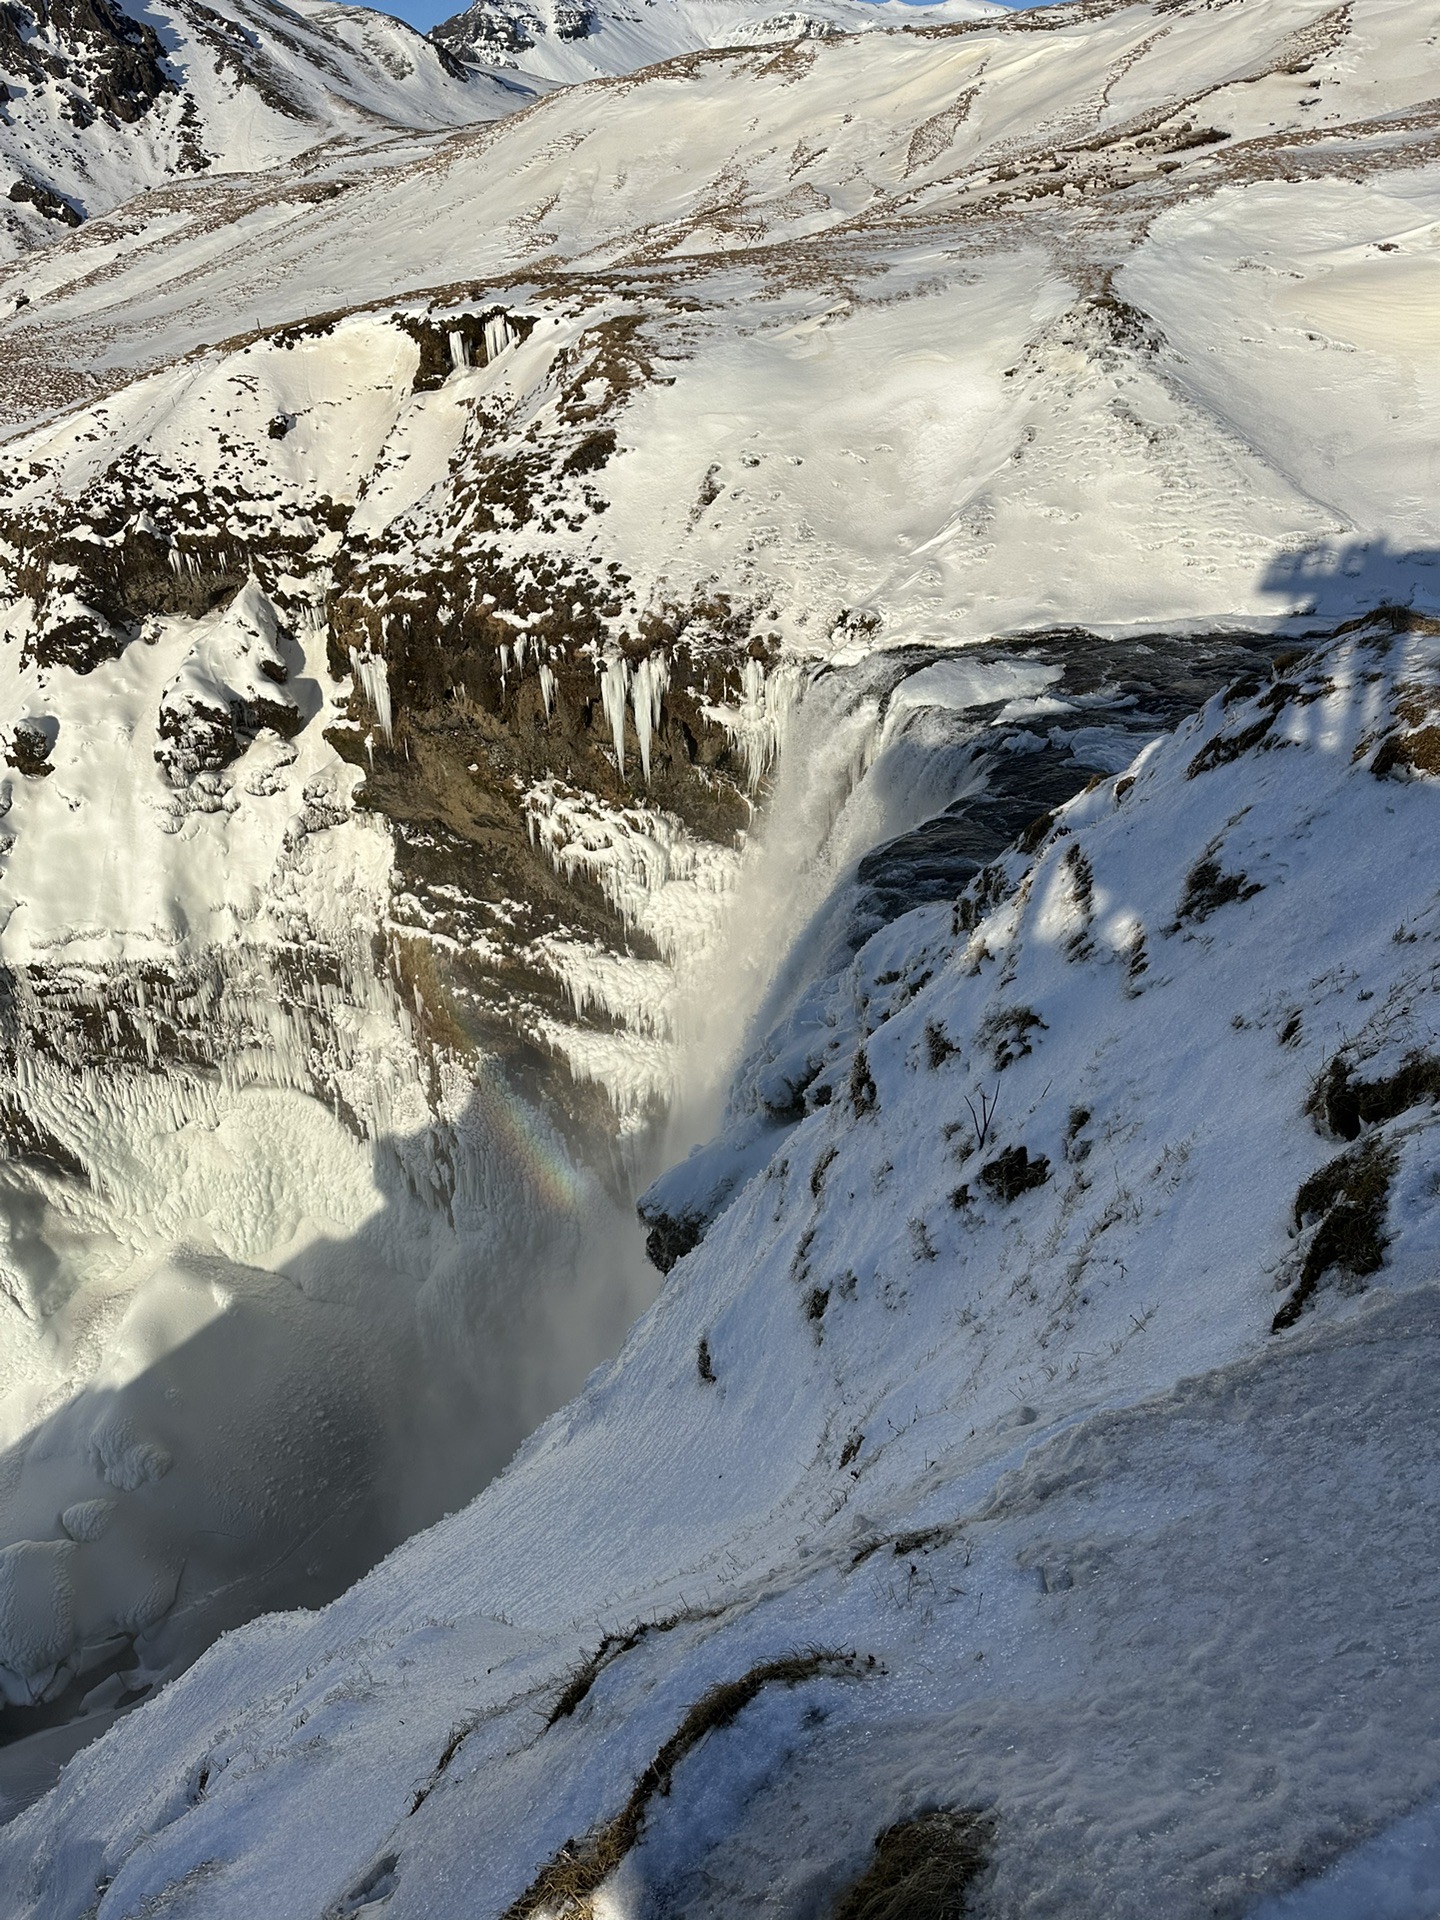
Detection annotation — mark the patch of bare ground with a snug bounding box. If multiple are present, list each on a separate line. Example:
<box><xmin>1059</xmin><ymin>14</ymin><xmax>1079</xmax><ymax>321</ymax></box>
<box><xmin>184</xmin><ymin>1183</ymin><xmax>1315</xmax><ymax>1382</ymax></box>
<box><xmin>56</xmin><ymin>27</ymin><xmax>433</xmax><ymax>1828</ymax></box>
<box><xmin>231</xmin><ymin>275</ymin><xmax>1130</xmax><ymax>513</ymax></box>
<box><xmin>1307</xmin><ymin>1052</ymin><xmax>1440</xmax><ymax>1143</ymax></box>
<box><xmin>1368</xmin><ymin>678</ymin><xmax>1440</xmax><ymax>780</ymax></box>
<box><xmin>546</xmin><ymin>1604</ymin><xmax>725</xmax><ymax>1727</ymax></box>
<box><xmin>1273</xmin><ymin>1049</ymin><xmax>1440</xmax><ymax>1330</ymax></box>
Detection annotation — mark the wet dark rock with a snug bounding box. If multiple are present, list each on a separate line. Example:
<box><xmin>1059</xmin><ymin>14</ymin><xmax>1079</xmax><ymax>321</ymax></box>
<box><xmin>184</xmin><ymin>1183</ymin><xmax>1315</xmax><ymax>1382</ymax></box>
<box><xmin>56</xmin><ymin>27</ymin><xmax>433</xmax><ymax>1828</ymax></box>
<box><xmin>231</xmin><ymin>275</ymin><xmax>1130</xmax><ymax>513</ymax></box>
<box><xmin>7</xmin><ymin>176</ymin><xmax>82</xmax><ymax>226</ymax></box>
<box><xmin>643</xmin><ymin>1208</ymin><xmax>708</xmax><ymax>1274</ymax></box>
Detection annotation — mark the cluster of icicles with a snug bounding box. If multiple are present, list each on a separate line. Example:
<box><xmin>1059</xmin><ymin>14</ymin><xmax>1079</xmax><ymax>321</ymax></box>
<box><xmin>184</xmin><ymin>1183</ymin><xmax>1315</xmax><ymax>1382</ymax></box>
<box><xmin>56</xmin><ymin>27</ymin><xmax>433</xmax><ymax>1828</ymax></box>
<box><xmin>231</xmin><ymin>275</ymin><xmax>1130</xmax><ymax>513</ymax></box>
<box><xmin>348</xmin><ymin>630</ymin><xmax>803</xmax><ymax>797</ymax></box>
<box><xmin>2</xmin><ymin>934</ymin><xmax>419</xmax><ymax>1149</ymax></box>
<box><xmin>596</xmin><ymin>649</ymin><xmax>804</xmax><ymax>789</ymax></box>
<box><xmin>600</xmin><ymin>650</ymin><xmax>670</xmax><ymax>782</ymax></box>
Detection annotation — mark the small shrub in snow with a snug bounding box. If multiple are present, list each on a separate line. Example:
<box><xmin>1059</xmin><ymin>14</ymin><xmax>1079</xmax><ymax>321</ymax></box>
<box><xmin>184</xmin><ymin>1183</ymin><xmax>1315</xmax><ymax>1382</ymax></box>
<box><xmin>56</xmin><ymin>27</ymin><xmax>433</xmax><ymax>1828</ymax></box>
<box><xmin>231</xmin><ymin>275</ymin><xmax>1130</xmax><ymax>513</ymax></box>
<box><xmin>830</xmin><ymin>1807</ymin><xmax>994</xmax><ymax>1920</ymax></box>
<box><xmin>1173</xmin><ymin>855</ymin><xmax>1263</xmax><ymax>927</ymax></box>
<box><xmin>849</xmin><ymin>1046</ymin><xmax>878</xmax><ymax>1116</ymax></box>
<box><xmin>1307</xmin><ymin>1050</ymin><xmax>1440</xmax><ymax>1141</ymax></box>
<box><xmin>978</xmin><ymin>1006</ymin><xmax>1046</xmax><ymax>1071</ymax></box>
<box><xmin>978</xmin><ymin>1146</ymin><xmax>1051</xmax><ymax>1204</ymax></box>
<box><xmin>924</xmin><ymin>1020</ymin><xmax>958</xmax><ymax>1069</ymax></box>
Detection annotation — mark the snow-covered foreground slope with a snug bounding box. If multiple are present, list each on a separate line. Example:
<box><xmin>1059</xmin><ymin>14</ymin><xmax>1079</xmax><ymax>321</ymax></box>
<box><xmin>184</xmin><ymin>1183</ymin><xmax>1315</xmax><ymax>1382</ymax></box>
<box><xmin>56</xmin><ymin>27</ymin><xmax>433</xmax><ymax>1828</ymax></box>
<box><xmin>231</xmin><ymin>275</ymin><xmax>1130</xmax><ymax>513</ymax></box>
<box><xmin>9</xmin><ymin>620</ymin><xmax>1440</xmax><ymax>1917</ymax></box>
<box><xmin>0</xmin><ymin>0</ymin><xmax>521</xmax><ymax>260</ymax></box>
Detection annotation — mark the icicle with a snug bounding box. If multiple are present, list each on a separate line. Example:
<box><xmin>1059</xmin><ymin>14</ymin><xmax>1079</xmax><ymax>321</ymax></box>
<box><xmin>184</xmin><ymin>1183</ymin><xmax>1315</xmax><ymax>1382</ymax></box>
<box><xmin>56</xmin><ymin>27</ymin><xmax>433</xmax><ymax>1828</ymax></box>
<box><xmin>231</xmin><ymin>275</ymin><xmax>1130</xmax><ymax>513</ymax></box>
<box><xmin>601</xmin><ymin>655</ymin><xmax>630</xmax><ymax>776</ymax></box>
<box><xmin>631</xmin><ymin>649</ymin><xmax>669</xmax><ymax>783</ymax></box>
<box><xmin>702</xmin><ymin>658</ymin><xmax>805</xmax><ymax>788</ymax></box>
<box><xmin>448</xmin><ymin>330</ymin><xmax>469</xmax><ymax>370</ymax></box>
<box><xmin>499</xmin><ymin>642</ymin><xmax>511</xmax><ymax>685</ymax></box>
<box><xmin>483</xmin><ymin>313</ymin><xmax>514</xmax><ymax>363</ymax></box>
<box><xmin>350</xmin><ymin>647</ymin><xmax>392</xmax><ymax>744</ymax></box>
<box><xmin>515</xmin><ymin>634</ymin><xmax>529</xmax><ymax>671</ymax></box>
<box><xmin>740</xmin><ymin>657</ymin><xmax>765</xmax><ymax>715</ymax></box>
<box><xmin>539</xmin><ymin>663</ymin><xmax>556</xmax><ymax>717</ymax></box>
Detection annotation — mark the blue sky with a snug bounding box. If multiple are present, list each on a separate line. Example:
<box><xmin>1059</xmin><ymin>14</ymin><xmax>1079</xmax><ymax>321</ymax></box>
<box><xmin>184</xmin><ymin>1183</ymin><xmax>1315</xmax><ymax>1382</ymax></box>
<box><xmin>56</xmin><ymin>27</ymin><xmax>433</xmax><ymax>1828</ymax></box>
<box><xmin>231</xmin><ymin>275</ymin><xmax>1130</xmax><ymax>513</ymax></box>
<box><xmin>386</xmin><ymin>0</ymin><xmax>1046</xmax><ymax>40</ymax></box>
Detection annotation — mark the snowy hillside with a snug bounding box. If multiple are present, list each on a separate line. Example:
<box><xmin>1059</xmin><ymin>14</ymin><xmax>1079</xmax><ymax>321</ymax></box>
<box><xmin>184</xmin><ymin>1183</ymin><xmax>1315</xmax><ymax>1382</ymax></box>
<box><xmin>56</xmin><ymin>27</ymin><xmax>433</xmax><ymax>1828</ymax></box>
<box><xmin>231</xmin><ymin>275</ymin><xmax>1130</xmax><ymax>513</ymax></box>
<box><xmin>0</xmin><ymin>0</ymin><xmax>1436</xmax><ymax>1906</ymax></box>
<box><xmin>432</xmin><ymin>0</ymin><xmax>998</xmax><ymax>88</ymax></box>
<box><xmin>0</xmin><ymin>0</ymin><xmax>521</xmax><ymax>259</ymax></box>
<box><xmin>10</xmin><ymin>619</ymin><xmax>1440</xmax><ymax>1918</ymax></box>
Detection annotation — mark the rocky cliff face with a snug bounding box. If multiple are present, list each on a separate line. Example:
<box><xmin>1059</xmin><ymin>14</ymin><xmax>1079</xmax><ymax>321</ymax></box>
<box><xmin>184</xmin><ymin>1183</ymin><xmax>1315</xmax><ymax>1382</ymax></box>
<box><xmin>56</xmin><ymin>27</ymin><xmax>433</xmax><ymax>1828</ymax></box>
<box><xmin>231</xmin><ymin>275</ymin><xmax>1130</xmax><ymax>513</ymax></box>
<box><xmin>1</xmin><ymin>0</ymin><xmax>170</xmax><ymax>148</ymax></box>
<box><xmin>0</xmin><ymin>294</ymin><xmax>781</xmax><ymax>1142</ymax></box>
<box><xmin>0</xmin><ymin>281</ymin><xmax>797</xmax><ymax>1762</ymax></box>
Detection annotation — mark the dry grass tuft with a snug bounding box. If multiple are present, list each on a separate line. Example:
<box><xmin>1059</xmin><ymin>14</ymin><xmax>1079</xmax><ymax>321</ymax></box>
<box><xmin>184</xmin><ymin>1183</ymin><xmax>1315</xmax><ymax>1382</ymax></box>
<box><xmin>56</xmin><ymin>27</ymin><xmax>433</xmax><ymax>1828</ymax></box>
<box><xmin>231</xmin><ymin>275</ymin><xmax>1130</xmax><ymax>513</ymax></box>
<box><xmin>978</xmin><ymin>1145</ymin><xmax>1050</xmax><ymax>1204</ymax></box>
<box><xmin>832</xmin><ymin>1807</ymin><xmax>994</xmax><ymax>1920</ymax></box>
<box><xmin>1307</xmin><ymin>1051</ymin><xmax>1440</xmax><ymax>1141</ymax></box>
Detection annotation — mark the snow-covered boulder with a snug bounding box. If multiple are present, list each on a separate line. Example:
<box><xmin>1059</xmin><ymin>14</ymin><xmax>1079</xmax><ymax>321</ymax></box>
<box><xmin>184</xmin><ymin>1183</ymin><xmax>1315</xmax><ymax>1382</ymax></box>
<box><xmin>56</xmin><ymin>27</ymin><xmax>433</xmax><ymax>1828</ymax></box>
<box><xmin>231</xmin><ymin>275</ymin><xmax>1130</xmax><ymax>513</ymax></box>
<box><xmin>155</xmin><ymin>580</ymin><xmax>308</xmax><ymax>786</ymax></box>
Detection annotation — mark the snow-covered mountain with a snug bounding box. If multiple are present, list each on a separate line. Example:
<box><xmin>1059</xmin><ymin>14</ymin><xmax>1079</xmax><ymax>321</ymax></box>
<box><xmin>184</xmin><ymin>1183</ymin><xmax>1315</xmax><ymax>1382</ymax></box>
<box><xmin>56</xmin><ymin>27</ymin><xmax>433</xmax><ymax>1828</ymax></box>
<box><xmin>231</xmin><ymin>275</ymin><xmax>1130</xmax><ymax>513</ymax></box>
<box><xmin>0</xmin><ymin>0</ymin><xmax>524</xmax><ymax>259</ymax></box>
<box><xmin>0</xmin><ymin>0</ymin><xmax>1437</xmax><ymax>1906</ymax></box>
<box><xmin>432</xmin><ymin>0</ymin><xmax>998</xmax><ymax>87</ymax></box>
<box><xmin>0</xmin><ymin>0</ymin><xmax>1005</xmax><ymax>261</ymax></box>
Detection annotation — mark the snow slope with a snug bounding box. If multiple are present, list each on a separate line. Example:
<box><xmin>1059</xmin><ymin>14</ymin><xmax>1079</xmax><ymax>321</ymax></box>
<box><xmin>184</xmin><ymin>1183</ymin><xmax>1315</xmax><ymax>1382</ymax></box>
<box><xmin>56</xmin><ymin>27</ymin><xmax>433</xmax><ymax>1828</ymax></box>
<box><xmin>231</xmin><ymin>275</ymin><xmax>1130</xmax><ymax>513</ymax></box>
<box><xmin>0</xmin><ymin>0</ymin><xmax>523</xmax><ymax>260</ymax></box>
<box><xmin>9</xmin><ymin>619</ymin><xmax>1440</xmax><ymax>1917</ymax></box>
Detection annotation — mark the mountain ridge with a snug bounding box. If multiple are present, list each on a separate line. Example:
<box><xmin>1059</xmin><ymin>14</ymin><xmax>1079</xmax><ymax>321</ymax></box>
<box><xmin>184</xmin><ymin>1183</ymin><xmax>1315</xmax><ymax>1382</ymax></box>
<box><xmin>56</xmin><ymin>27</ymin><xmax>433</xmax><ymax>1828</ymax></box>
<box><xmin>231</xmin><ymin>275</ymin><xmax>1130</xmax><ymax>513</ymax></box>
<box><xmin>430</xmin><ymin>0</ymin><xmax>1000</xmax><ymax>86</ymax></box>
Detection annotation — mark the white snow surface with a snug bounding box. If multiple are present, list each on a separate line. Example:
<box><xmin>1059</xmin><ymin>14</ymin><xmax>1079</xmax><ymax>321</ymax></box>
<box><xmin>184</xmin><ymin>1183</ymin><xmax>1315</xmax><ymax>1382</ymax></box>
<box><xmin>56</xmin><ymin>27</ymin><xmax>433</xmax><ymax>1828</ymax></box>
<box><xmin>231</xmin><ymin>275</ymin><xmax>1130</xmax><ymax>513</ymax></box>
<box><xmin>4</xmin><ymin>1</ymin><xmax>1439</xmax><ymax>634</ymax></box>
<box><xmin>8</xmin><ymin>623</ymin><xmax>1440</xmax><ymax>1917</ymax></box>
